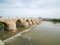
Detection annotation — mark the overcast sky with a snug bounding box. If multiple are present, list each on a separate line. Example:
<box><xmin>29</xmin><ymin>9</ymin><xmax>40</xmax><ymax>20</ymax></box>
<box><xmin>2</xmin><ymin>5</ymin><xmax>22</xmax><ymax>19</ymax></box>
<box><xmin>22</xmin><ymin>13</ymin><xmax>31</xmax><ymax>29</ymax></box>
<box><xmin>0</xmin><ymin>0</ymin><xmax>60</xmax><ymax>18</ymax></box>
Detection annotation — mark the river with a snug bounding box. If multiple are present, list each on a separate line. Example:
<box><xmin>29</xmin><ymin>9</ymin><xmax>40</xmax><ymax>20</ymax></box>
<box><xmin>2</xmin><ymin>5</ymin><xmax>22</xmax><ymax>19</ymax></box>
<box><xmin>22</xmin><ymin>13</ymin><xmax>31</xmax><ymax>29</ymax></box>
<box><xmin>1</xmin><ymin>21</ymin><xmax>60</xmax><ymax>45</ymax></box>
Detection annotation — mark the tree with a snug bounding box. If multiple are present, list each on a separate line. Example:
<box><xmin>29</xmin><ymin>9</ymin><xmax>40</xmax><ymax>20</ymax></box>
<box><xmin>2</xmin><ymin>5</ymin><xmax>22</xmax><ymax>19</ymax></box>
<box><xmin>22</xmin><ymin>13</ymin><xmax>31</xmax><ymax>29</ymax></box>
<box><xmin>0</xmin><ymin>16</ymin><xmax>2</xmax><ymax>18</ymax></box>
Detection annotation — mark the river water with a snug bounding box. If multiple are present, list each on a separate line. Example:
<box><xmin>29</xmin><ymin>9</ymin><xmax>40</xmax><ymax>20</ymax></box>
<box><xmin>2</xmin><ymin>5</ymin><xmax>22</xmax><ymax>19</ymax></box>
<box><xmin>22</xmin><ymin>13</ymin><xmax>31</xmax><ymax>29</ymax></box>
<box><xmin>1</xmin><ymin>21</ymin><xmax>60</xmax><ymax>45</ymax></box>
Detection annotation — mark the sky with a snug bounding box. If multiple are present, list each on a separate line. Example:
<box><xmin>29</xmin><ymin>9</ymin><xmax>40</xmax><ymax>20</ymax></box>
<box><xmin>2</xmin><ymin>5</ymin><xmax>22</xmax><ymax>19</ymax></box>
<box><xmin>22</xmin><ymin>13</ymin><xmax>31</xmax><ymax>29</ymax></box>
<box><xmin>0</xmin><ymin>0</ymin><xmax>60</xmax><ymax>18</ymax></box>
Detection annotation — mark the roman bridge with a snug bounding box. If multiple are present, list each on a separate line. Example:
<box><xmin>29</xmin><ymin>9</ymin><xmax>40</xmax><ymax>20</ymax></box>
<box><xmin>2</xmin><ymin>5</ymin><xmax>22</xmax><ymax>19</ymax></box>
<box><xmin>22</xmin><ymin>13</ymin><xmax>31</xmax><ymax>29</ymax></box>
<box><xmin>0</xmin><ymin>17</ymin><xmax>41</xmax><ymax>32</ymax></box>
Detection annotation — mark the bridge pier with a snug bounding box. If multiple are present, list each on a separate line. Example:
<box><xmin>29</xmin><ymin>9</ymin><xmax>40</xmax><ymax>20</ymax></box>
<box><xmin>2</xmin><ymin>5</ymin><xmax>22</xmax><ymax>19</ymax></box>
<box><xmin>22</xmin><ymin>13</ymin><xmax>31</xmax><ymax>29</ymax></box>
<box><xmin>21</xmin><ymin>22</ymin><xmax>29</xmax><ymax>28</ymax></box>
<box><xmin>31</xmin><ymin>20</ymin><xmax>36</xmax><ymax>24</ymax></box>
<box><xmin>8</xmin><ymin>22</ymin><xmax>17</xmax><ymax>32</ymax></box>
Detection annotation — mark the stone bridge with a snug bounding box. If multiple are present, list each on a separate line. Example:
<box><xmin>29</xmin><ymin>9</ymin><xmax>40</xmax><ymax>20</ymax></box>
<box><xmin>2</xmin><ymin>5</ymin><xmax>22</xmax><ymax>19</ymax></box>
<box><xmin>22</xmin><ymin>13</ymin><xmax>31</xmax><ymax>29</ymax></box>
<box><xmin>0</xmin><ymin>17</ymin><xmax>41</xmax><ymax>32</ymax></box>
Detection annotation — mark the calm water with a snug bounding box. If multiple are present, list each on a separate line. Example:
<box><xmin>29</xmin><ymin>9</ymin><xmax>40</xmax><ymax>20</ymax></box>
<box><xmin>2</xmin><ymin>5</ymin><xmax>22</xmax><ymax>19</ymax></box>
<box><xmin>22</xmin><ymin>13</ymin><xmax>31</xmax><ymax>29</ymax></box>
<box><xmin>1</xmin><ymin>21</ymin><xmax>60</xmax><ymax>45</ymax></box>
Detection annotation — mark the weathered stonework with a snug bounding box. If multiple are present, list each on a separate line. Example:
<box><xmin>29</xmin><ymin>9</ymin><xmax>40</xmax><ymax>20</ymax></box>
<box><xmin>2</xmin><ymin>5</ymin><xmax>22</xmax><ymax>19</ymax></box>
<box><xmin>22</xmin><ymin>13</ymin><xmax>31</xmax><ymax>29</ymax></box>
<box><xmin>0</xmin><ymin>18</ymin><xmax>42</xmax><ymax>32</ymax></box>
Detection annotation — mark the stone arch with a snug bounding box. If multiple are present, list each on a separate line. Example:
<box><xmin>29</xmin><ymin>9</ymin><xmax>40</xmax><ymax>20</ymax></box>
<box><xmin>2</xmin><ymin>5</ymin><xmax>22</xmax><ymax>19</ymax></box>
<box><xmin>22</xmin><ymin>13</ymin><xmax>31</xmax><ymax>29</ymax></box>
<box><xmin>16</xmin><ymin>19</ymin><xmax>29</xmax><ymax>28</ymax></box>
<box><xmin>0</xmin><ymin>22</ymin><xmax>9</xmax><ymax>30</ymax></box>
<box><xmin>31</xmin><ymin>19</ymin><xmax>36</xmax><ymax>24</ymax></box>
<box><xmin>30</xmin><ymin>20</ymin><xmax>34</xmax><ymax>24</ymax></box>
<box><xmin>25</xmin><ymin>19</ymin><xmax>30</xmax><ymax>25</ymax></box>
<box><xmin>26</xmin><ymin>19</ymin><xmax>32</xmax><ymax>26</ymax></box>
<box><xmin>16</xmin><ymin>20</ymin><xmax>22</xmax><ymax>27</ymax></box>
<box><xmin>26</xmin><ymin>19</ymin><xmax>29</xmax><ymax>22</ymax></box>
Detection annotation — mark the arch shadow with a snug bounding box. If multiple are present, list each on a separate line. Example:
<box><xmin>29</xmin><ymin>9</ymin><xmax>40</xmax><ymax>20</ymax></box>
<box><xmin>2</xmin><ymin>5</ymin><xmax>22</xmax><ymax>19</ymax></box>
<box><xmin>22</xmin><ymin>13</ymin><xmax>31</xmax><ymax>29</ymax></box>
<box><xmin>16</xmin><ymin>20</ymin><xmax>22</xmax><ymax>27</ymax></box>
<box><xmin>30</xmin><ymin>20</ymin><xmax>34</xmax><ymax>24</ymax></box>
<box><xmin>0</xmin><ymin>22</ymin><xmax>9</xmax><ymax>30</ymax></box>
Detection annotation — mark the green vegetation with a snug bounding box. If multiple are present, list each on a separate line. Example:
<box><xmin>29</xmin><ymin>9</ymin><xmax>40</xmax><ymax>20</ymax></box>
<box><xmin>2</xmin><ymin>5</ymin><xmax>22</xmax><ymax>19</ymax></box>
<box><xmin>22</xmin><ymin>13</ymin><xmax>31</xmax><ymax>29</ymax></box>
<box><xmin>0</xmin><ymin>16</ymin><xmax>2</xmax><ymax>18</ymax></box>
<box><xmin>49</xmin><ymin>19</ymin><xmax>60</xmax><ymax>23</ymax></box>
<box><xmin>43</xmin><ymin>18</ymin><xmax>60</xmax><ymax>23</ymax></box>
<box><xmin>0</xmin><ymin>16</ymin><xmax>3</xmax><ymax>28</ymax></box>
<box><xmin>0</xmin><ymin>22</ymin><xmax>3</xmax><ymax>28</ymax></box>
<box><xmin>50</xmin><ymin>19</ymin><xmax>60</xmax><ymax>22</ymax></box>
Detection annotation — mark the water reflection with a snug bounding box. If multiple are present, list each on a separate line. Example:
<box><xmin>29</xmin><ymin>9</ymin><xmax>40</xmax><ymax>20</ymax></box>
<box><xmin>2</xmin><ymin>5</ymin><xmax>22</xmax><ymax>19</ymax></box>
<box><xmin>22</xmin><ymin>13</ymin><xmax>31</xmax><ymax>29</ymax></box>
<box><xmin>0</xmin><ymin>27</ymin><xmax>27</xmax><ymax>40</ymax></box>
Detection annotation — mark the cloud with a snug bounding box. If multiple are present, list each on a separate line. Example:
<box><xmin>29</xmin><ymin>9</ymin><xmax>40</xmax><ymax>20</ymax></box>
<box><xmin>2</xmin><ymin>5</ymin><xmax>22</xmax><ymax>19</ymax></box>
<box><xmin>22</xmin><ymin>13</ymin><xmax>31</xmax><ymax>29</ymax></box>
<box><xmin>0</xmin><ymin>0</ymin><xmax>60</xmax><ymax>18</ymax></box>
<box><xmin>0</xmin><ymin>0</ymin><xmax>59</xmax><ymax>8</ymax></box>
<box><xmin>1</xmin><ymin>8</ymin><xmax>60</xmax><ymax>18</ymax></box>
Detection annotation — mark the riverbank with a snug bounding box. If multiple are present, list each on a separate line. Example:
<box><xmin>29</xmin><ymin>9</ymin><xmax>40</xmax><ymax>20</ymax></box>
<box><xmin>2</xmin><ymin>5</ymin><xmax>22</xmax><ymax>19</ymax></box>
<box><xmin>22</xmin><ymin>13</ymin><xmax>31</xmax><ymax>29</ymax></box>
<box><xmin>48</xmin><ymin>19</ymin><xmax>60</xmax><ymax>24</ymax></box>
<box><xmin>50</xmin><ymin>19</ymin><xmax>60</xmax><ymax>22</ymax></box>
<box><xmin>43</xmin><ymin>18</ymin><xmax>60</xmax><ymax>23</ymax></box>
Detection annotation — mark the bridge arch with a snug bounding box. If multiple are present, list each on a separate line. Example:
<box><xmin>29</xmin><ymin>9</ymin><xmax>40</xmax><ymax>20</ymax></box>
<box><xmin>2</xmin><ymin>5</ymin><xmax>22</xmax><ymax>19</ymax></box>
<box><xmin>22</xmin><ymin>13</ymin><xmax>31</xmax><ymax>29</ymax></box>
<box><xmin>26</xmin><ymin>19</ymin><xmax>32</xmax><ymax>26</ymax></box>
<box><xmin>0</xmin><ymin>22</ymin><xmax>9</xmax><ymax>30</ymax></box>
<box><xmin>31</xmin><ymin>20</ymin><xmax>34</xmax><ymax>25</ymax></box>
<box><xmin>26</xmin><ymin>19</ymin><xmax>29</xmax><ymax>22</ymax></box>
<box><xmin>16</xmin><ymin>19</ymin><xmax>22</xmax><ymax>27</ymax></box>
<box><xmin>16</xmin><ymin>19</ymin><xmax>29</xmax><ymax>28</ymax></box>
